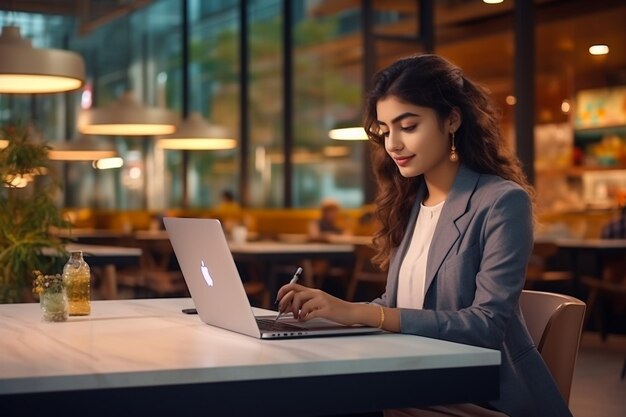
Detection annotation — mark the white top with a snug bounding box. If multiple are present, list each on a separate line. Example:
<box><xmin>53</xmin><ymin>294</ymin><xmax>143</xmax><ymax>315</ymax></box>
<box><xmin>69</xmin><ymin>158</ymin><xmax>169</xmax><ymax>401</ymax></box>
<box><xmin>0</xmin><ymin>298</ymin><xmax>499</xmax><ymax>395</ymax></box>
<box><xmin>397</xmin><ymin>200</ymin><xmax>445</xmax><ymax>309</ymax></box>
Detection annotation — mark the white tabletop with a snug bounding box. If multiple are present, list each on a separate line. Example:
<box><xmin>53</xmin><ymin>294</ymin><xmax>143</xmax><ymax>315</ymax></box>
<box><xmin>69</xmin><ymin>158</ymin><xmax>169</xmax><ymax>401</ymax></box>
<box><xmin>0</xmin><ymin>298</ymin><xmax>499</xmax><ymax>396</ymax></box>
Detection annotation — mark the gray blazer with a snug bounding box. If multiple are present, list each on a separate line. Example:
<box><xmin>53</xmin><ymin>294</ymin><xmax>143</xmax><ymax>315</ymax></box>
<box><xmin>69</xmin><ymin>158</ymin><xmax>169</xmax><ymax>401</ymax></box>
<box><xmin>372</xmin><ymin>164</ymin><xmax>572</xmax><ymax>417</ymax></box>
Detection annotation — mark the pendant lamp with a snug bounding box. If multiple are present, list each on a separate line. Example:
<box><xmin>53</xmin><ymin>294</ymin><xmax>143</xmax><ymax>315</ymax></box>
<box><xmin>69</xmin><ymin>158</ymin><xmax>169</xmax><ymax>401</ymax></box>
<box><xmin>157</xmin><ymin>112</ymin><xmax>236</xmax><ymax>150</ymax></box>
<box><xmin>0</xmin><ymin>26</ymin><xmax>85</xmax><ymax>94</ymax></box>
<box><xmin>48</xmin><ymin>136</ymin><xmax>118</xmax><ymax>161</ymax></box>
<box><xmin>78</xmin><ymin>91</ymin><xmax>178</xmax><ymax>136</ymax></box>
<box><xmin>328</xmin><ymin>126</ymin><xmax>368</xmax><ymax>140</ymax></box>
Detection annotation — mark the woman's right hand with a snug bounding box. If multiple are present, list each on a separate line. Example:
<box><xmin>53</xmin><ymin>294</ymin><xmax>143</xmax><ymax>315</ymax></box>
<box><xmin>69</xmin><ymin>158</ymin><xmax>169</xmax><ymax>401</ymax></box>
<box><xmin>275</xmin><ymin>283</ymin><xmax>359</xmax><ymax>325</ymax></box>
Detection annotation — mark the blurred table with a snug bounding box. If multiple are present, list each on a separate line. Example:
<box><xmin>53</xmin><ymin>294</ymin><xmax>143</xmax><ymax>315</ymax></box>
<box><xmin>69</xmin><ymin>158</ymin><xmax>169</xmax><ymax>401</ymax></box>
<box><xmin>51</xmin><ymin>228</ymin><xmax>131</xmax><ymax>246</ymax></box>
<box><xmin>228</xmin><ymin>241</ymin><xmax>357</xmax><ymax>290</ymax></box>
<box><xmin>535</xmin><ymin>236</ymin><xmax>626</xmax><ymax>295</ymax></box>
<box><xmin>0</xmin><ymin>298</ymin><xmax>501</xmax><ymax>417</ymax></box>
<box><xmin>132</xmin><ymin>231</ymin><xmax>374</xmax><ymax>295</ymax></box>
<box><xmin>43</xmin><ymin>243</ymin><xmax>142</xmax><ymax>299</ymax></box>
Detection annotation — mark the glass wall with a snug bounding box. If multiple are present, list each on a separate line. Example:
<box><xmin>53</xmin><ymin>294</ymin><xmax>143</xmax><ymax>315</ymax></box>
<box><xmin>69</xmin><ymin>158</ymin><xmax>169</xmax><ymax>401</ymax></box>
<box><xmin>291</xmin><ymin>1</ymin><xmax>364</xmax><ymax>208</ymax></box>
<box><xmin>246</xmin><ymin>0</ymin><xmax>283</xmax><ymax>207</ymax></box>
<box><xmin>0</xmin><ymin>0</ymin><xmax>439</xmax><ymax>211</ymax></box>
<box><xmin>185</xmin><ymin>0</ymin><xmax>240</xmax><ymax>208</ymax></box>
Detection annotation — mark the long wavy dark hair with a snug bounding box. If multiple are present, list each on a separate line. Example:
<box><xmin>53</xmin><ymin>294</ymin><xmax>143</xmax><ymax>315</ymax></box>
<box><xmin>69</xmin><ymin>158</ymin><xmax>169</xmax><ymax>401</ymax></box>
<box><xmin>364</xmin><ymin>54</ymin><xmax>533</xmax><ymax>269</ymax></box>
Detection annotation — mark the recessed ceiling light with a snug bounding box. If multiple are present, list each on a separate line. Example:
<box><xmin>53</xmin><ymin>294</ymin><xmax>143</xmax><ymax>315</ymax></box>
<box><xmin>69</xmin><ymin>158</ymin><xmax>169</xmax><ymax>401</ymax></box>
<box><xmin>483</xmin><ymin>0</ymin><xmax>504</xmax><ymax>4</ymax></box>
<box><xmin>505</xmin><ymin>95</ymin><xmax>516</xmax><ymax>106</ymax></box>
<box><xmin>589</xmin><ymin>44</ymin><xmax>609</xmax><ymax>55</ymax></box>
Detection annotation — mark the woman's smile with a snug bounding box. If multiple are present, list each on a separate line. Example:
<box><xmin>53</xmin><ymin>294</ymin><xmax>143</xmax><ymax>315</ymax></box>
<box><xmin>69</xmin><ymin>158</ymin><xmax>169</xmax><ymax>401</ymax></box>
<box><xmin>393</xmin><ymin>155</ymin><xmax>415</xmax><ymax>167</ymax></box>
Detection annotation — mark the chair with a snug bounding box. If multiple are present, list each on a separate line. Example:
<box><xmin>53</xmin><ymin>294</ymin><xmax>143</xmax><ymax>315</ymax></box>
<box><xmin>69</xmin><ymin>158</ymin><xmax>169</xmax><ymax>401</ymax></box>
<box><xmin>345</xmin><ymin>244</ymin><xmax>387</xmax><ymax>301</ymax></box>
<box><xmin>519</xmin><ymin>290</ymin><xmax>586</xmax><ymax>404</ymax></box>
<box><xmin>525</xmin><ymin>242</ymin><xmax>572</xmax><ymax>289</ymax></box>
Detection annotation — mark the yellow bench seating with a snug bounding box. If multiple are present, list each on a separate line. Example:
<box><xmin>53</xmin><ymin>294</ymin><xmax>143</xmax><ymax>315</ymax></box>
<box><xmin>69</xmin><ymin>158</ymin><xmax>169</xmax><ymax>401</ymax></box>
<box><xmin>61</xmin><ymin>207</ymin><xmax>378</xmax><ymax>237</ymax></box>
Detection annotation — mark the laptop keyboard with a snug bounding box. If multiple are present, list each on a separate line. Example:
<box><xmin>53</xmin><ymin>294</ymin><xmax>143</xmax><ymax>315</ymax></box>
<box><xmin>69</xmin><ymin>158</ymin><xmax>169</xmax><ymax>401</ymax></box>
<box><xmin>256</xmin><ymin>318</ymin><xmax>305</xmax><ymax>332</ymax></box>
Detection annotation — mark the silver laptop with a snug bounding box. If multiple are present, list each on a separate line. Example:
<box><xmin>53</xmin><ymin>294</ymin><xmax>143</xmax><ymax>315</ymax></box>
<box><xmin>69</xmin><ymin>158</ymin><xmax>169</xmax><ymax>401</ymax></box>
<box><xmin>163</xmin><ymin>217</ymin><xmax>382</xmax><ymax>339</ymax></box>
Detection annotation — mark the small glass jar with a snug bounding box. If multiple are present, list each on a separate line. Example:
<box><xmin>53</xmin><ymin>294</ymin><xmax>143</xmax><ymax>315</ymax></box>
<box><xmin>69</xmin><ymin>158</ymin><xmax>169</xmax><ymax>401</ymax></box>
<box><xmin>34</xmin><ymin>273</ymin><xmax>68</xmax><ymax>322</ymax></box>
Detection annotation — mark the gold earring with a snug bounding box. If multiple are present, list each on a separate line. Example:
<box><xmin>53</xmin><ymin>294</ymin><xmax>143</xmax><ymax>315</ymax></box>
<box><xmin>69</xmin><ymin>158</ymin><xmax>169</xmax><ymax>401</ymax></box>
<box><xmin>449</xmin><ymin>131</ymin><xmax>459</xmax><ymax>162</ymax></box>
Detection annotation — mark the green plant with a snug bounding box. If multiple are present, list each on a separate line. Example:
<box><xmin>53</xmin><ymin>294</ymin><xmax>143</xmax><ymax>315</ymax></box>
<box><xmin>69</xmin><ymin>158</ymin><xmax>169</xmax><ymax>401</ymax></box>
<box><xmin>0</xmin><ymin>124</ymin><xmax>69</xmax><ymax>303</ymax></box>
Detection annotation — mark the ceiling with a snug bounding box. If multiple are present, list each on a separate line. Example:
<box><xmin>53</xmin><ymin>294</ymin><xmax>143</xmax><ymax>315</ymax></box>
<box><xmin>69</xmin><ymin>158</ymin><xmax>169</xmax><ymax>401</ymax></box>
<box><xmin>0</xmin><ymin>0</ymin><xmax>153</xmax><ymax>33</ymax></box>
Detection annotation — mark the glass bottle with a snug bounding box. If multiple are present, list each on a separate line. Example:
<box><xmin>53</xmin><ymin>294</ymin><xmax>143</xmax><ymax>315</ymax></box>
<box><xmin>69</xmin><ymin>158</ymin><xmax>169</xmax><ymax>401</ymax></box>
<box><xmin>63</xmin><ymin>251</ymin><xmax>91</xmax><ymax>316</ymax></box>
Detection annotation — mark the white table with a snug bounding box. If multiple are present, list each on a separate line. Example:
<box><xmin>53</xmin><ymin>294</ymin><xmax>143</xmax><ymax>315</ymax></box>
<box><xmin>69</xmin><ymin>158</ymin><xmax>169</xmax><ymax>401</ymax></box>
<box><xmin>0</xmin><ymin>298</ymin><xmax>501</xmax><ymax>416</ymax></box>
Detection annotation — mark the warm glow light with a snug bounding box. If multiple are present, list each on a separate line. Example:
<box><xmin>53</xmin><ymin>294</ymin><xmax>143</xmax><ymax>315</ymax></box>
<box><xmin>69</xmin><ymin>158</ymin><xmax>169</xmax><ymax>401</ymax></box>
<box><xmin>48</xmin><ymin>137</ymin><xmax>118</xmax><ymax>161</ymax></box>
<box><xmin>505</xmin><ymin>95</ymin><xmax>517</xmax><ymax>106</ymax></box>
<box><xmin>328</xmin><ymin>127</ymin><xmax>368</xmax><ymax>140</ymax></box>
<box><xmin>129</xmin><ymin>167</ymin><xmax>142</xmax><ymax>179</ymax></box>
<box><xmin>80</xmin><ymin>124</ymin><xmax>176</xmax><ymax>136</ymax></box>
<box><xmin>0</xmin><ymin>26</ymin><xmax>85</xmax><ymax>94</ymax></box>
<box><xmin>157</xmin><ymin>113</ymin><xmax>236</xmax><ymax>150</ymax></box>
<box><xmin>588</xmin><ymin>44</ymin><xmax>609</xmax><ymax>55</ymax></box>
<box><xmin>93</xmin><ymin>157</ymin><xmax>124</xmax><ymax>170</ymax></box>
<box><xmin>323</xmin><ymin>146</ymin><xmax>350</xmax><ymax>157</ymax></box>
<box><xmin>49</xmin><ymin>149</ymin><xmax>117</xmax><ymax>161</ymax></box>
<box><xmin>78</xmin><ymin>91</ymin><xmax>178</xmax><ymax>136</ymax></box>
<box><xmin>0</xmin><ymin>75</ymin><xmax>82</xmax><ymax>94</ymax></box>
<box><xmin>483</xmin><ymin>0</ymin><xmax>504</xmax><ymax>4</ymax></box>
<box><xmin>4</xmin><ymin>174</ymin><xmax>30</xmax><ymax>188</ymax></box>
<box><xmin>157</xmin><ymin>138</ymin><xmax>236</xmax><ymax>150</ymax></box>
<box><xmin>561</xmin><ymin>100</ymin><xmax>571</xmax><ymax>113</ymax></box>
<box><xmin>0</xmin><ymin>139</ymin><xmax>8</xmax><ymax>149</ymax></box>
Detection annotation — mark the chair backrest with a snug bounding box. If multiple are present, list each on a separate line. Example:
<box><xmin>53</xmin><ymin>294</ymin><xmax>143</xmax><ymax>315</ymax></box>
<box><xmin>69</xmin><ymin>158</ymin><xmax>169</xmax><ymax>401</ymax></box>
<box><xmin>519</xmin><ymin>290</ymin><xmax>586</xmax><ymax>404</ymax></box>
<box><xmin>526</xmin><ymin>241</ymin><xmax>564</xmax><ymax>282</ymax></box>
<box><xmin>346</xmin><ymin>244</ymin><xmax>387</xmax><ymax>301</ymax></box>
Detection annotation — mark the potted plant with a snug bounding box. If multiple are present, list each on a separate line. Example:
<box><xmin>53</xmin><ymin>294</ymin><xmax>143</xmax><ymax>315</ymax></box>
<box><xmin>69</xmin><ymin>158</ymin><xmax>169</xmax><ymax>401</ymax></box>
<box><xmin>0</xmin><ymin>124</ymin><xmax>69</xmax><ymax>303</ymax></box>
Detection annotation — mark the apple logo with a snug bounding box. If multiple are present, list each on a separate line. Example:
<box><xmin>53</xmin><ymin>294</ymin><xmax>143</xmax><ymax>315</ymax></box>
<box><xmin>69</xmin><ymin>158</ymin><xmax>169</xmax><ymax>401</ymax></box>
<box><xmin>200</xmin><ymin>261</ymin><xmax>214</xmax><ymax>287</ymax></box>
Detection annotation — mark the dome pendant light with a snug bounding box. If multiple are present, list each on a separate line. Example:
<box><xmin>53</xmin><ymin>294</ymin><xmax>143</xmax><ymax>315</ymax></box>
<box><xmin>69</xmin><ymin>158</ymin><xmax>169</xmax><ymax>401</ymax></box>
<box><xmin>158</xmin><ymin>112</ymin><xmax>236</xmax><ymax>150</ymax></box>
<box><xmin>0</xmin><ymin>26</ymin><xmax>85</xmax><ymax>94</ymax></box>
<box><xmin>78</xmin><ymin>91</ymin><xmax>178</xmax><ymax>136</ymax></box>
<box><xmin>48</xmin><ymin>136</ymin><xmax>118</xmax><ymax>161</ymax></box>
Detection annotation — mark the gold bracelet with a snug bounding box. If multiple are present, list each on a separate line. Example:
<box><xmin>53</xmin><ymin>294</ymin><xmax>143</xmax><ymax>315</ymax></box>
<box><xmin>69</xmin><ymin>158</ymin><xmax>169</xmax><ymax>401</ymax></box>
<box><xmin>377</xmin><ymin>305</ymin><xmax>385</xmax><ymax>329</ymax></box>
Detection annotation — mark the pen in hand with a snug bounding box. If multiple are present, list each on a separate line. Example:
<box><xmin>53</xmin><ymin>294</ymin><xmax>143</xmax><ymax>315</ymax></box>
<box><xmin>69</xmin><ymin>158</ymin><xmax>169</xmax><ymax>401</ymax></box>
<box><xmin>274</xmin><ymin>266</ymin><xmax>303</xmax><ymax>322</ymax></box>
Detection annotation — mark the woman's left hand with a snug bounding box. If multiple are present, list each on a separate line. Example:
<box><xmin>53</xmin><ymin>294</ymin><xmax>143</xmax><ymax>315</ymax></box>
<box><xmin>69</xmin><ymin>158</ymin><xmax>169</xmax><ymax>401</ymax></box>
<box><xmin>276</xmin><ymin>283</ymin><xmax>358</xmax><ymax>325</ymax></box>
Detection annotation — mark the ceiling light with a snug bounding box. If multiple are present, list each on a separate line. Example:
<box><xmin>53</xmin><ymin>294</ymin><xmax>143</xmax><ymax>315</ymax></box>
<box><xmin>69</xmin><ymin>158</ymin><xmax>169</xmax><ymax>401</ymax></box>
<box><xmin>588</xmin><ymin>44</ymin><xmax>609</xmax><ymax>55</ymax></box>
<box><xmin>48</xmin><ymin>136</ymin><xmax>118</xmax><ymax>161</ymax></box>
<box><xmin>0</xmin><ymin>26</ymin><xmax>85</xmax><ymax>94</ymax></box>
<box><xmin>328</xmin><ymin>127</ymin><xmax>368</xmax><ymax>141</ymax></box>
<box><xmin>157</xmin><ymin>112</ymin><xmax>236</xmax><ymax>150</ymax></box>
<box><xmin>78</xmin><ymin>91</ymin><xmax>178</xmax><ymax>136</ymax></box>
<box><xmin>505</xmin><ymin>95</ymin><xmax>517</xmax><ymax>106</ymax></box>
<box><xmin>93</xmin><ymin>157</ymin><xmax>124</xmax><ymax>170</ymax></box>
<box><xmin>483</xmin><ymin>0</ymin><xmax>504</xmax><ymax>4</ymax></box>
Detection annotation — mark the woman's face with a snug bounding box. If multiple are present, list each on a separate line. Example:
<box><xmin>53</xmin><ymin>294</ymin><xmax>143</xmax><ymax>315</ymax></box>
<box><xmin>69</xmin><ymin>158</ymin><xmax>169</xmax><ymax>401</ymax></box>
<box><xmin>376</xmin><ymin>95</ymin><xmax>457</xmax><ymax>178</ymax></box>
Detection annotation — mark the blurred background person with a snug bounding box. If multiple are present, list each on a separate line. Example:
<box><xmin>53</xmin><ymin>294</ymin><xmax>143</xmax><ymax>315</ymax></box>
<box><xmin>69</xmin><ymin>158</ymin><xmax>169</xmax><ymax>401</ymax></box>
<box><xmin>307</xmin><ymin>198</ymin><xmax>350</xmax><ymax>242</ymax></box>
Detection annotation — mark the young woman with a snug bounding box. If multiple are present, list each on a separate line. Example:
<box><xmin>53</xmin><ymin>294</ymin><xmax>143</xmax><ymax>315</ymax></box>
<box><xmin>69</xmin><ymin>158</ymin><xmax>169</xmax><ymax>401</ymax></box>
<box><xmin>276</xmin><ymin>54</ymin><xmax>572</xmax><ymax>417</ymax></box>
